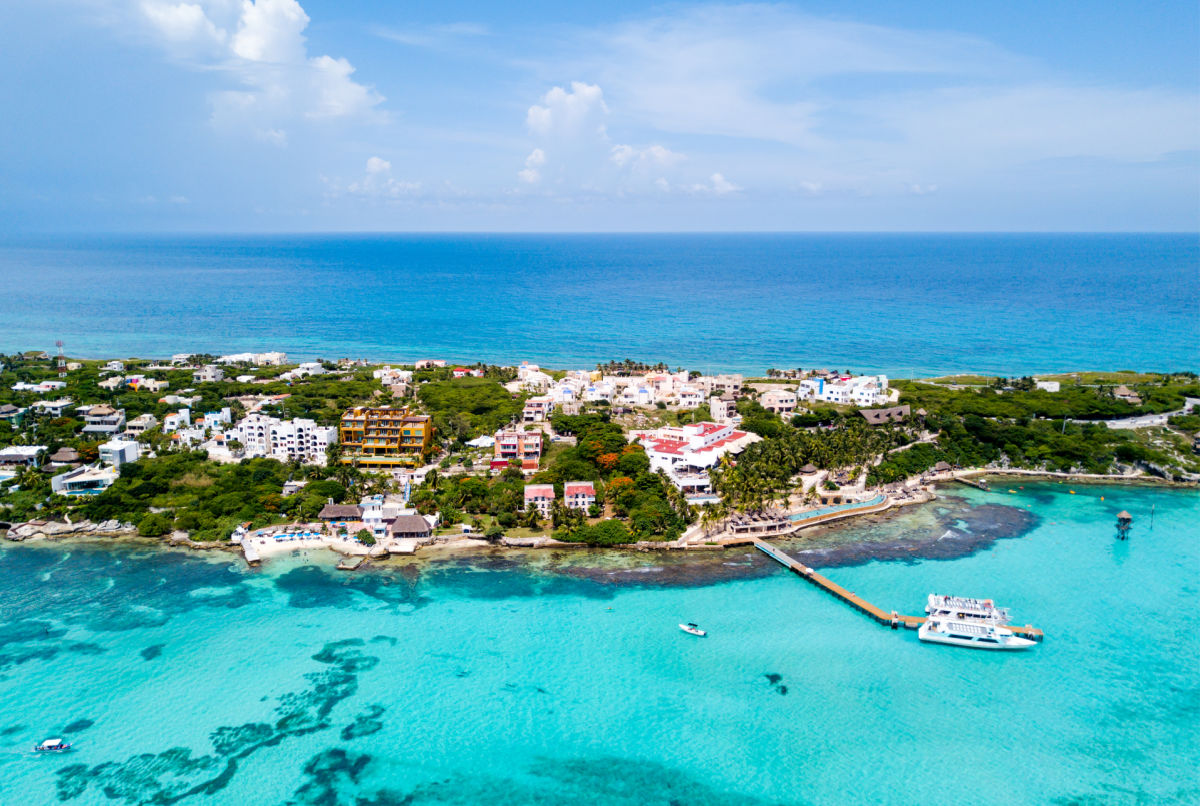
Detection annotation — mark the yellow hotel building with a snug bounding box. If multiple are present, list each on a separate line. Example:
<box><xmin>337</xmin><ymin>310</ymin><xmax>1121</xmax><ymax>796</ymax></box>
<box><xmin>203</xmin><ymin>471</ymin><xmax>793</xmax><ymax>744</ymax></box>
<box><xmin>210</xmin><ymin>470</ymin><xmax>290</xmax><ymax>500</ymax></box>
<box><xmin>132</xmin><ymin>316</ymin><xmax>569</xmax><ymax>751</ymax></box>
<box><xmin>338</xmin><ymin>406</ymin><xmax>434</xmax><ymax>468</ymax></box>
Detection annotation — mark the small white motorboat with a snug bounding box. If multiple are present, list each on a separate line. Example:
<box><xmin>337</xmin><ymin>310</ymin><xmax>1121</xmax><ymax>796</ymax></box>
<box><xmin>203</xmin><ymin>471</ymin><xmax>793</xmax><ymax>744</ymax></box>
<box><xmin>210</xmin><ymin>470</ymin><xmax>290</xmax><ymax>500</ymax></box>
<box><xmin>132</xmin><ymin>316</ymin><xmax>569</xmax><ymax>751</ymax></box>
<box><xmin>679</xmin><ymin>622</ymin><xmax>707</xmax><ymax>637</ymax></box>
<box><xmin>34</xmin><ymin>738</ymin><xmax>72</xmax><ymax>753</ymax></box>
<box><xmin>918</xmin><ymin>617</ymin><xmax>1035</xmax><ymax>650</ymax></box>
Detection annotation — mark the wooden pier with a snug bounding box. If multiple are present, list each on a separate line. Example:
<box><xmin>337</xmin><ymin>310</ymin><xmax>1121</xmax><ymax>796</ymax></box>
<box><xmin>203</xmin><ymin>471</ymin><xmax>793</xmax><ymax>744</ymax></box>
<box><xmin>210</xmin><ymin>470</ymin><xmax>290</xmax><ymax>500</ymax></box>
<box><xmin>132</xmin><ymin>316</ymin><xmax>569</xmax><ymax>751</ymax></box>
<box><xmin>752</xmin><ymin>539</ymin><xmax>1043</xmax><ymax>641</ymax></box>
<box><xmin>954</xmin><ymin>476</ymin><xmax>990</xmax><ymax>491</ymax></box>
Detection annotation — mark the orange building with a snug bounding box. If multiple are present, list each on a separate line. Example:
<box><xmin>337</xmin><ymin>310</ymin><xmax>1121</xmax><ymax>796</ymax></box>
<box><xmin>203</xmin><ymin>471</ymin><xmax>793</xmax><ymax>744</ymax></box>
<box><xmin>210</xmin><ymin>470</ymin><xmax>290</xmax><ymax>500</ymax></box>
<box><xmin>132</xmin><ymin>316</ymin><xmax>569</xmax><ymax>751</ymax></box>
<box><xmin>338</xmin><ymin>406</ymin><xmax>434</xmax><ymax>468</ymax></box>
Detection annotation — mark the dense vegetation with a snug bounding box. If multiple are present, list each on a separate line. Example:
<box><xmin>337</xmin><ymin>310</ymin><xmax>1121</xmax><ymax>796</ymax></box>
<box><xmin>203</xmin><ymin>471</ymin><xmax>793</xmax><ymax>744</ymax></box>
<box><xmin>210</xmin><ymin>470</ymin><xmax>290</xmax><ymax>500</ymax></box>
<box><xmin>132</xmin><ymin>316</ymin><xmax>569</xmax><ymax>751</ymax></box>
<box><xmin>417</xmin><ymin>377</ymin><xmax>524</xmax><ymax>443</ymax></box>
<box><xmin>711</xmin><ymin>419</ymin><xmax>911</xmax><ymax>511</ymax></box>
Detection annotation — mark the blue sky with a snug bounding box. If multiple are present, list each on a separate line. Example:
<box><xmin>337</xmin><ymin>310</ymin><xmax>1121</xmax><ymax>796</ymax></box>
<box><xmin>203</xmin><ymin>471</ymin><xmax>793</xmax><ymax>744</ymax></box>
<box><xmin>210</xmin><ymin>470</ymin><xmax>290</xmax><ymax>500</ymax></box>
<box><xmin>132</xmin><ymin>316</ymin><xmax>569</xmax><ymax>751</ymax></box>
<box><xmin>1</xmin><ymin>1</ymin><xmax>1197</xmax><ymax>232</ymax></box>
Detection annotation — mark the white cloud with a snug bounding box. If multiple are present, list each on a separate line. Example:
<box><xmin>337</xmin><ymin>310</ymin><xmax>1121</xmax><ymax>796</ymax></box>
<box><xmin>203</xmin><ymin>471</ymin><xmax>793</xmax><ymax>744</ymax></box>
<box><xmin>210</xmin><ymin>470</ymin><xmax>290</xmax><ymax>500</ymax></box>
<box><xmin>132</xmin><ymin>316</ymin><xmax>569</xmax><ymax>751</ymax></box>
<box><xmin>518</xmin><ymin>149</ymin><xmax>545</xmax><ymax>183</ymax></box>
<box><xmin>558</xmin><ymin>5</ymin><xmax>1199</xmax><ymax>198</ymax></box>
<box><xmin>526</xmin><ymin>81</ymin><xmax>608</xmax><ymax>139</ymax></box>
<box><xmin>230</xmin><ymin>0</ymin><xmax>307</xmax><ymax>62</ymax></box>
<box><xmin>134</xmin><ymin>0</ymin><xmax>383</xmax><ymax>141</ymax></box>
<box><xmin>518</xmin><ymin>81</ymin><xmax>730</xmax><ymax>196</ymax></box>
<box><xmin>610</xmin><ymin>144</ymin><xmax>685</xmax><ymax>170</ymax></box>
<box><xmin>688</xmin><ymin>173</ymin><xmax>740</xmax><ymax>196</ymax></box>
<box><xmin>140</xmin><ymin>0</ymin><xmax>226</xmax><ymax>51</ymax></box>
<box><xmin>346</xmin><ymin>156</ymin><xmax>419</xmax><ymax>198</ymax></box>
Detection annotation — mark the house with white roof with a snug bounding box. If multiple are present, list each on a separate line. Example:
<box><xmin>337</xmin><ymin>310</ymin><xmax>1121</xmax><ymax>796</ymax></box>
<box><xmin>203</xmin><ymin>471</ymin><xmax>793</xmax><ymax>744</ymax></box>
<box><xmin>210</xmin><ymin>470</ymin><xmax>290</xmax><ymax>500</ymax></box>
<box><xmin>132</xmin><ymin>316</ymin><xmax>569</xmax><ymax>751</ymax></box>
<box><xmin>31</xmin><ymin>398</ymin><xmax>73</xmax><ymax>418</ymax></box>
<box><xmin>203</xmin><ymin>408</ymin><xmax>233</xmax><ymax>431</ymax></box>
<box><xmin>51</xmin><ymin>464</ymin><xmax>119</xmax><ymax>496</ymax></box>
<box><xmin>12</xmin><ymin>380</ymin><xmax>67</xmax><ymax>394</ymax></box>
<box><xmin>193</xmin><ymin>365</ymin><xmax>225</xmax><ymax>383</ymax></box>
<box><xmin>761</xmin><ymin>388</ymin><xmax>798</xmax><ymax>416</ymax></box>
<box><xmin>99</xmin><ymin>438</ymin><xmax>141</xmax><ymax>467</ymax></box>
<box><xmin>798</xmin><ymin>374</ymin><xmax>889</xmax><ymax>407</ymax></box>
<box><xmin>523</xmin><ymin>395</ymin><xmax>555</xmax><ymax>423</ymax></box>
<box><xmin>124</xmin><ymin>413</ymin><xmax>159</xmax><ymax>438</ymax></box>
<box><xmin>232</xmin><ymin>413</ymin><xmax>337</xmax><ymax>465</ymax></box>
<box><xmin>0</xmin><ymin>445</ymin><xmax>47</xmax><ymax>468</ymax></box>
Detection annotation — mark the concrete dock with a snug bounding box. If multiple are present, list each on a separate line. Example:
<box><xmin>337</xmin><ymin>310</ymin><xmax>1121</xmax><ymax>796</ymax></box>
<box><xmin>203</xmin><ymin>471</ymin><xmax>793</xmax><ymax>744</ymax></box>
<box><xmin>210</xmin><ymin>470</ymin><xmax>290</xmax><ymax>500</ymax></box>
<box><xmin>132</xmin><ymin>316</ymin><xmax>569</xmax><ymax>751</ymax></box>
<box><xmin>753</xmin><ymin>539</ymin><xmax>1044</xmax><ymax>641</ymax></box>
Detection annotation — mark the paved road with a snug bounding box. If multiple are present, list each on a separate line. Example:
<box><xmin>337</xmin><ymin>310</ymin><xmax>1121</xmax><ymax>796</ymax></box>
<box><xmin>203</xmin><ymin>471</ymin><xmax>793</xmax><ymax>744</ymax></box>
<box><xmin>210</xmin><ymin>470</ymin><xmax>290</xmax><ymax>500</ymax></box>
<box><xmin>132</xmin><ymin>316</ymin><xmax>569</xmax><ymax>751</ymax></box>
<box><xmin>1079</xmin><ymin>397</ymin><xmax>1200</xmax><ymax>430</ymax></box>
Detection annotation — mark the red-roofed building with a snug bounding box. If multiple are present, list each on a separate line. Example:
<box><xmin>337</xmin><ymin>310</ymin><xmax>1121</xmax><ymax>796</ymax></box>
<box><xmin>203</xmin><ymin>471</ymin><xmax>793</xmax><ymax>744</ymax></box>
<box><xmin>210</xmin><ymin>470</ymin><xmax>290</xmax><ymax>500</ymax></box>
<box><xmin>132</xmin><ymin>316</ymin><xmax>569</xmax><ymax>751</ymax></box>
<box><xmin>452</xmin><ymin>367</ymin><xmax>469</xmax><ymax>378</ymax></box>
<box><xmin>563</xmin><ymin>481</ymin><xmax>596</xmax><ymax>510</ymax></box>
<box><xmin>524</xmin><ymin>484</ymin><xmax>555</xmax><ymax>516</ymax></box>
<box><xmin>629</xmin><ymin>422</ymin><xmax>760</xmax><ymax>499</ymax></box>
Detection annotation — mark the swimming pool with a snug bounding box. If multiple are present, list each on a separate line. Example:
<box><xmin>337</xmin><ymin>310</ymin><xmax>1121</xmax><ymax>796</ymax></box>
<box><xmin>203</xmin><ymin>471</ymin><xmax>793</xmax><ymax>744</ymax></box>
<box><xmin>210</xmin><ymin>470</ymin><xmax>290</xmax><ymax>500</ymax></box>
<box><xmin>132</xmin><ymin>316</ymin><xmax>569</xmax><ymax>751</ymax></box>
<box><xmin>789</xmin><ymin>493</ymin><xmax>886</xmax><ymax>521</ymax></box>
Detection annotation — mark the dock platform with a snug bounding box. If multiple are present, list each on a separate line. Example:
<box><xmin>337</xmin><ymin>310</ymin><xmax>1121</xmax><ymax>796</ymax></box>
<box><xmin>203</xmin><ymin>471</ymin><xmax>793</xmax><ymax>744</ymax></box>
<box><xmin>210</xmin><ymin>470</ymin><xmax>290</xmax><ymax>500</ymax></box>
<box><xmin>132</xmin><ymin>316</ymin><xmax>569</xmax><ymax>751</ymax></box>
<box><xmin>752</xmin><ymin>539</ymin><xmax>1043</xmax><ymax>641</ymax></box>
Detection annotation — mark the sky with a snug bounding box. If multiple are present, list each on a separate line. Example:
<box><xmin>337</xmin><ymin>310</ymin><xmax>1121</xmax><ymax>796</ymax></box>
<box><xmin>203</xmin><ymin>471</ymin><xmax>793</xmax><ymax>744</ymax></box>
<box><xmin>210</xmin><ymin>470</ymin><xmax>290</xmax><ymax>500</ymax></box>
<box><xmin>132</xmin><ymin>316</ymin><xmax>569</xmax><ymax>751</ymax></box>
<box><xmin>1</xmin><ymin>0</ymin><xmax>1197</xmax><ymax>232</ymax></box>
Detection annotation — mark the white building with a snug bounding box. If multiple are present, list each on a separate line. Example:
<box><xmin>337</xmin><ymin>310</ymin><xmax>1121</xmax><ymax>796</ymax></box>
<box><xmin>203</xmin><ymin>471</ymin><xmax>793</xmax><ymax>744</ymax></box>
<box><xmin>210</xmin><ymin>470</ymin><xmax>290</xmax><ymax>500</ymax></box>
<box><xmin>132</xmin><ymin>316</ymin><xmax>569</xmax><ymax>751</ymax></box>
<box><xmin>124</xmin><ymin>413</ymin><xmax>159</xmax><ymax>438</ymax></box>
<box><xmin>709</xmin><ymin>396</ymin><xmax>737</xmax><ymax>425</ymax></box>
<box><xmin>51</xmin><ymin>465</ymin><xmax>119</xmax><ymax>496</ymax></box>
<box><xmin>193</xmin><ymin>365</ymin><xmax>225</xmax><ymax>383</ymax></box>
<box><xmin>103</xmin><ymin>360</ymin><xmax>125</xmax><ymax>372</ymax></box>
<box><xmin>12</xmin><ymin>380</ymin><xmax>67</xmax><ymax>393</ymax></box>
<box><xmin>523</xmin><ymin>395</ymin><xmax>555</xmax><ymax>423</ymax></box>
<box><xmin>0</xmin><ymin>445</ymin><xmax>47</xmax><ymax>468</ymax></box>
<box><xmin>1035</xmin><ymin>380</ymin><xmax>1061</xmax><ymax>393</ymax></box>
<box><xmin>99</xmin><ymin>438</ymin><xmax>141</xmax><ymax>467</ymax></box>
<box><xmin>761</xmin><ymin>388</ymin><xmax>798</xmax><ymax>416</ymax></box>
<box><xmin>799</xmin><ymin>374</ymin><xmax>889</xmax><ymax>407</ymax></box>
<box><xmin>203</xmin><ymin>408</ymin><xmax>233</xmax><ymax>431</ymax></box>
<box><xmin>695</xmin><ymin>374</ymin><xmax>743</xmax><ymax>396</ymax></box>
<box><xmin>217</xmin><ymin>352</ymin><xmax>287</xmax><ymax>366</ymax></box>
<box><xmin>563</xmin><ymin>481</ymin><xmax>596</xmax><ymax>511</ymax></box>
<box><xmin>524</xmin><ymin>484</ymin><xmax>556</xmax><ymax>517</ymax></box>
<box><xmin>162</xmin><ymin>409</ymin><xmax>190</xmax><ymax>433</ymax></box>
<box><xmin>81</xmin><ymin>405</ymin><xmax>126</xmax><ymax>435</ymax></box>
<box><xmin>630</xmin><ymin>422</ymin><xmax>760</xmax><ymax>497</ymax></box>
<box><xmin>373</xmin><ymin>366</ymin><xmax>413</xmax><ymax>385</ymax></box>
<box><xmin>31</xmin><ymin>398</ymin><xmax>73</xmax><ymax>418</ymax></box>
<box><xmin>232</xmin><ymin>413</ymin><xmax>337</xmax><ymax>464</ymax></box>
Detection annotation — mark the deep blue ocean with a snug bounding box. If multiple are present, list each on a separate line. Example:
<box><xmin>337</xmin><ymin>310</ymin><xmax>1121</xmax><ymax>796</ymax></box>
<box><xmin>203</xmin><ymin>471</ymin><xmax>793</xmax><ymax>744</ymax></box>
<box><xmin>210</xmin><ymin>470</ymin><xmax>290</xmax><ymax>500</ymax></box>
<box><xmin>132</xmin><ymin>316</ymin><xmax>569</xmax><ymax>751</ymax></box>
<box><xmin>0</xmin><ymin>233</ymin><xmax>1195</xmax><ymax>374</ymax></box>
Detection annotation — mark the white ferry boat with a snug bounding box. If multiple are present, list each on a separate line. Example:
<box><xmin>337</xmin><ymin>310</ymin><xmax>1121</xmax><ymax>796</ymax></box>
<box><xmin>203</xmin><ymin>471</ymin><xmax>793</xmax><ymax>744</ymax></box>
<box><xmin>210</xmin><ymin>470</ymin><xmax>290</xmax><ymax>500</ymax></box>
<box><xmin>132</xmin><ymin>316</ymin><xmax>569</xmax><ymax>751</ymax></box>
<box><xmin>918</xmin><ymin>617</ymin><xmax>1036</xmax><ymax>650</ymax></box>
<box><xmin>34</xmin><ymin>738</ymin><xmax>72</xmax><ymax>753</ymax></box>
<box><xmin>925</xmin><ymin>594</ymin><xmax>1011</xmax><ymax>624</ymax></box>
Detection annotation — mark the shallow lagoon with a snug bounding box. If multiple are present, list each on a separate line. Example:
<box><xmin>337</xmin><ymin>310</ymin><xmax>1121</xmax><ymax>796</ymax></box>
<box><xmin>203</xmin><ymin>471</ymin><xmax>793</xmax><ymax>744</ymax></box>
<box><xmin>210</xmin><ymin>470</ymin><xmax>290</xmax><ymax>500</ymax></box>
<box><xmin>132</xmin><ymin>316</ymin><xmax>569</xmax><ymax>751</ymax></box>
<box><xmin>0</xmin><ymin>482</ymin><xmax>1196</xmax><ymax>805</ymax></box>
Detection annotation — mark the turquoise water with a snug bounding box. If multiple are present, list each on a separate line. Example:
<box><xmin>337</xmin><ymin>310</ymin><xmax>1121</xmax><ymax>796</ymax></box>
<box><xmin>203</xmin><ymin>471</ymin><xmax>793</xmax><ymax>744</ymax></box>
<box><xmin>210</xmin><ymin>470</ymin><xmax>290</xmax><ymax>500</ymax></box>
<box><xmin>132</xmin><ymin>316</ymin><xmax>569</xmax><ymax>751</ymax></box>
<box><xmin>0</xmin><ymin>234</ymin><xmax>1196</xmax><ymax>374</ymax></box>
<box><xmin>0</xmin><ymin>482</ymin><xmax>1196</xmax><ymax>804</ymax></box>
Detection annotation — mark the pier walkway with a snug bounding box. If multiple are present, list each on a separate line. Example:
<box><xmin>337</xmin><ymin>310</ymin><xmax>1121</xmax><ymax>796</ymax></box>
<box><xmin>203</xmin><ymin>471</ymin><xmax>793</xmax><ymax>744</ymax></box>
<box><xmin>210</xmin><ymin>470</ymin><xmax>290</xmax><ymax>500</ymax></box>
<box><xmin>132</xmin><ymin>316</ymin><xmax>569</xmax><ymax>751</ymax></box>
<box><xmin>752</xmin><ymin>539</ymin><xmax>1044</xmax><ymax>641</ymax></box>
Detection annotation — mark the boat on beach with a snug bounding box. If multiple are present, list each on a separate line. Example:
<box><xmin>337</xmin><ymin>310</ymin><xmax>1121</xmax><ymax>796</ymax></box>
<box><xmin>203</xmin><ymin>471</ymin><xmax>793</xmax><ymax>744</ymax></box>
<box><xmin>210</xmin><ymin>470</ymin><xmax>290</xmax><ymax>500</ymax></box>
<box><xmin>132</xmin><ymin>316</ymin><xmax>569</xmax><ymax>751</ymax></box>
<box><xmin>679</xmin><ymin>622</ymin><xmax>706</xmax><ymax>637</ymax></box>
<box><xmin>918</xmin><ymin>617</ymin><xmax>1036</xmax><ymax>650</ymax></box>
<box><xmin>926</xmin><ymin>593</ymin><xmax>1011</xmax><ymax>624</ymax></box>
<box><xmin>34</xmin><ymin>738</ymin><xmax>72</xmax><ymax>753</ymax></box>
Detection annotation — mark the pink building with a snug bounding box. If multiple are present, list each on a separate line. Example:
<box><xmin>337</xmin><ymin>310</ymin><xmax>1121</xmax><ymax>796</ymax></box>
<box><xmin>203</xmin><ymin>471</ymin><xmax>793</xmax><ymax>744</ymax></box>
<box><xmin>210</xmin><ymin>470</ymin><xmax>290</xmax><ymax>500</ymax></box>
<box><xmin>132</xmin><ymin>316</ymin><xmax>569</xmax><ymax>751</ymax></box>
<box><xmin>563</xmin><ymin>481</ymin><xmax>596</xmax><ymax>510</ymax></box>
<box><xmin>524</xmin><ymin>484</ymin><xmax>556</xmax><ymax>516</ymax></box>
<box><xmin>495</xmin><ymin>429</ymin><xmax>543</xmax><ymax>463</ymax></box>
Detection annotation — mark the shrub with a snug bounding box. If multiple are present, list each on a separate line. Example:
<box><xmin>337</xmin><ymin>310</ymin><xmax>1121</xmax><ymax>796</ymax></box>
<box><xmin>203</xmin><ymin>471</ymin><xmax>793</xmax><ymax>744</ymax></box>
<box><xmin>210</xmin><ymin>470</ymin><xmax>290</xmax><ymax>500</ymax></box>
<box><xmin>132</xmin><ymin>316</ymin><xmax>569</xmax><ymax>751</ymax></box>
<box><xmin>137</xmin><ymin>512</ymin><xmax>173</xmax><ymax>537</ymax></box>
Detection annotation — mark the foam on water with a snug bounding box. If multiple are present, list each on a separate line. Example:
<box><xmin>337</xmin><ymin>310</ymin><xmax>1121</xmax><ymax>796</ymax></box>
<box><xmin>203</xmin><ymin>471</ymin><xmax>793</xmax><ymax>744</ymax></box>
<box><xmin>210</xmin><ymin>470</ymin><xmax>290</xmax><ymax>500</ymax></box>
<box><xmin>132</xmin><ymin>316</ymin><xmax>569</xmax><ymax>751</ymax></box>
<box><xmin>0</xmin><ymin>483</ymin><xmax>1195</xmax><ymax>804</ymax></box>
